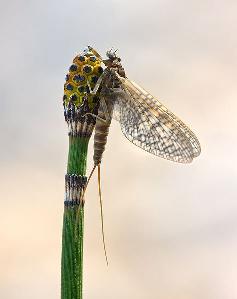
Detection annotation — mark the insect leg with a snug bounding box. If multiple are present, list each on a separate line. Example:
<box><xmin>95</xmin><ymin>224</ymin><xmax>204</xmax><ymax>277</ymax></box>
<box><xmin>86</xmin><ymin>79</ymin><xmax>93</xmax><ymax>93</ymax></box>
<box><xmin>81</xmin><ymin>112</ymin><xmax>108</xmax><ymax>123</ymax></box>
<box><xmin>82</xmin><ymin>98</ymin><xmax>112</xmax><ymax>124</ymax></box>
<box><xmin>90</xmin><ymin>73</ymin><xmax>105</xmax><ymax>95</ymax></box>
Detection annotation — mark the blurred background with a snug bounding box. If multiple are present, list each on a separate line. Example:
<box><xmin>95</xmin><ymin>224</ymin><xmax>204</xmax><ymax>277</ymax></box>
<box><xmin>1</xmin><ymin>0</ymin><xmax>237</xmax><ymax>298</ymax></box>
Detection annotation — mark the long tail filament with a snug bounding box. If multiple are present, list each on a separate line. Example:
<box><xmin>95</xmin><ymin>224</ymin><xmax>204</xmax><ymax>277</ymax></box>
<box><xmin>79</xmin><ymin>163</ymin><xmax>109</xmax><ymax>266</ymax></box>
<box><xmin>98</xmin><ymin>163</ymin><xmax>109</xmax><ymax>266</ymax></box>
<box><xmin>80</xmin><ymin>164</ymin><xmax>97</xmax><ymax>205</ymax></box>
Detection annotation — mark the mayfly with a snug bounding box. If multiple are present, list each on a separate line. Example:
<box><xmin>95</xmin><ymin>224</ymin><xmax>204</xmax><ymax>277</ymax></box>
<box><xmin>85</xmin><ymin>46</ymin><xmax>201</xmax><ymax>179</ymax></box>
<box><xmin>65</xmin><ymin>46</ymin><xmax>201</xmax><ymax>263</ymax></box>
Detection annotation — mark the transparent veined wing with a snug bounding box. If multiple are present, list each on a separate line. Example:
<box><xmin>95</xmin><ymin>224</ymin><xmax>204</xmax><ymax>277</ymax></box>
<box><xmin>111</xmin><ymin>74</ymin><xmax>201</xmax><ymax>163</ymax></box>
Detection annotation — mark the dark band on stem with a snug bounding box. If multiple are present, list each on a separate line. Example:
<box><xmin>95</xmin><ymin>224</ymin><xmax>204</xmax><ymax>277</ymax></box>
<box><xmin>64</xmin><ymin>174</ymin><xmax>87</xmax><ymax>206</ymax></box>
<box><xmin>64</xmin><ymin>98</ymin><xmax>100</xmax><ymax>138</ymax></box>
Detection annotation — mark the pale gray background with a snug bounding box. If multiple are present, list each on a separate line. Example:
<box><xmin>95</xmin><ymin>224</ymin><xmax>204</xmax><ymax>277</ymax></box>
<box><xmin>1</xmin><ymin>0</ymin><xmax>237</xmax><ymax>298</ymax></box>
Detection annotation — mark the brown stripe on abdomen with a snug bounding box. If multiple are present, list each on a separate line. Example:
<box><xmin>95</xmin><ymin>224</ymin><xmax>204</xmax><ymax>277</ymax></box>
<box><xmin>93</xmin><ymin>114</ymin><xmax>111</xmax><ymax>166</ymax></box>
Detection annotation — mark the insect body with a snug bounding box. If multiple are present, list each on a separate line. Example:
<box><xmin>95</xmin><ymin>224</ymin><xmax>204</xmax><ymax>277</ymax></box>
<box><xmin>74</xmin><ymin>46</ymin><xmax>201</xmax><ymax>263</ymax></box>
<box><xmin>93</xmin><ymin>97</ymin><xmax>113</xmax><ymax>166</ymax></box>
<box><xmin>89</xmin><ymin>47</ymin><xmax>201</xmax><ymax>168</ymax></box>
<box><xmin>93</xmin><ymin>55</ymin><xmax>126</xmax><ymax>166</ymax></box>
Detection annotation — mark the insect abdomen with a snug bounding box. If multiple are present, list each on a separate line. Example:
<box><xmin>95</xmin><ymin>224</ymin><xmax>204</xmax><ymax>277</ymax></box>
<box><xmin>93</xmin><ymin>109</ymin><xmax>112</xmax><ymax>166</ymax></box>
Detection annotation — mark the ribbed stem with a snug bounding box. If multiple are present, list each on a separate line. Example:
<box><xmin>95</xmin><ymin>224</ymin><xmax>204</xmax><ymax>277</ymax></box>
<box><xmin>67</xmin><ymin>137</ymin><xmax>89</xmax><ymax>175</ymax></box>
<box><xmin>61</xmin><ymin>136</ymin><xmax>89</xmax><ymax>299</ymax></box>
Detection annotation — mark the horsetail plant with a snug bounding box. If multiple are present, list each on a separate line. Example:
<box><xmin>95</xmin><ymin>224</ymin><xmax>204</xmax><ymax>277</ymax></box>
<box><xmin>61</xmin><ymin>48</ymin><xmax>104</xmax><ymax>299</ymax></box>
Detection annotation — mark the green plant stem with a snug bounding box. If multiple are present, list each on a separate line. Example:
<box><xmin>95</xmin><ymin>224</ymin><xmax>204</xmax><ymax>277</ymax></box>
<box><xmin>61</xmin><ymin>136</ymin><xmax>89</xmax><ymax>299</ymax></box>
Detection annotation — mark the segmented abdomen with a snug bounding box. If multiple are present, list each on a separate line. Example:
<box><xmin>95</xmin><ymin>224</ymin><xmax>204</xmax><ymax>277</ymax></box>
<box><xmin>93</xmin><ymin>105</ymin><xmax>112</xmax><ymax>166</ymax></box>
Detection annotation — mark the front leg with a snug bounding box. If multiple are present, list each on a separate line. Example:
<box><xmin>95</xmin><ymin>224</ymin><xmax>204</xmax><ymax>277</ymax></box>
<box><xmin>90</xmin><ymin>72</ymin><xmax>105</xmax><ymax>95</ymax></box>
<box><xmin>82</xmin><ymin>96</ymin><xmax>112</xmax><ymax>124</ymax></box>
<box><xmin>81</xmin><ymin>112</ymin><xmax>108</xmax><ymax>123</ymax></box>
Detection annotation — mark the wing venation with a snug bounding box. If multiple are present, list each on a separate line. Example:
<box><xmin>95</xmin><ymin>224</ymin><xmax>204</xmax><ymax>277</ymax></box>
<box><xmin>110</xmin><ymin>74</ymin><xmax>201</xmax><ymax>163</ymax></box>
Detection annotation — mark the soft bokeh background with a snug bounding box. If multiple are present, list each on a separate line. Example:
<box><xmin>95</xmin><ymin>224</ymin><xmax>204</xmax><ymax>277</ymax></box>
<box><xmin>1</xmin><ymin>0</ymin><xmax>237</xmax><ymax>298</ymax></box>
